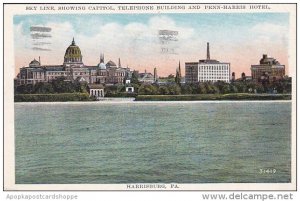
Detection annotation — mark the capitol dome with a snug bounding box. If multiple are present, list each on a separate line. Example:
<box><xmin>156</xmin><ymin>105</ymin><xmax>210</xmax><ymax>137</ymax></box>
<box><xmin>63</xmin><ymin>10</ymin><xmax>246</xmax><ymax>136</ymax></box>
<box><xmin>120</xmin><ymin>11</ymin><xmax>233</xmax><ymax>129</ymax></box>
<box><xmin>98</xmin><ymin>62</ymin><xmax>106</xmax><ymax>69</ymax></box>
<box><xmin>29</xmin><ymin>58</ymin><xmax>40</xmax><ymax>67</ymax></box>
<box><xmin>64</xmin><ymin>38</ymin><xmax>83</xmax><ymax>64</ymax></box>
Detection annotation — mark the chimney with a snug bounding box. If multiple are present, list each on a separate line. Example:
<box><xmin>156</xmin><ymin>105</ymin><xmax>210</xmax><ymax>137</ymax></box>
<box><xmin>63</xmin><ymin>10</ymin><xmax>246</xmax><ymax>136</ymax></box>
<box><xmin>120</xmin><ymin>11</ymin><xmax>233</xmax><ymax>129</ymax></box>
<box><xmin>39</xmin><ymin>56</ymin><xmax>41</xmax><ymax>65</ymax></box>
<box><xmin>207</xmin><ymin>42</ymin><xmax>210</xmax><ymax>60</ymax></box>
<box><xmin>154</xmin><ymin>67</ymin><xmax>158</xmax><ymax>82</ymax></box>
<box><xmin>232</xmin><ymin>72</ymin><xmax>235</xmax><ymax>81</ymax></box>
<box><xmin>178</xmin><ymin>61</ymin><xmax>181</xmax><ymax>78</ymax></box>
<box><xmin>118</xmin><ymin>58</ymin><xmax>121</xmax><ymax>67</ymax></box>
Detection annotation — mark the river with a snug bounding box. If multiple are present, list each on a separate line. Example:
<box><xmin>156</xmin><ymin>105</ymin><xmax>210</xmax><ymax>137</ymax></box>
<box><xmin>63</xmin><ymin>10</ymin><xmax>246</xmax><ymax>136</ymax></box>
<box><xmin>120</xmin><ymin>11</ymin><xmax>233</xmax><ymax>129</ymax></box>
<box><xmin>15</xmin><ymin>101</ymin><xmax>291</xmax><ymax>184</ymax></box>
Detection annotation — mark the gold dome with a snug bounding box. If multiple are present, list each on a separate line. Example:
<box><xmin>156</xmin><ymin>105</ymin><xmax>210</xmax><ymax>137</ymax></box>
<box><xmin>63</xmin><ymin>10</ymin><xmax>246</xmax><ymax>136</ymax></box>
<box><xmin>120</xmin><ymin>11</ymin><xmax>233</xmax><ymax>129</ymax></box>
<box><xmin>64</xmin><ymin>38</ymin><xmax>83</xmax><ymax>64</ymax></box>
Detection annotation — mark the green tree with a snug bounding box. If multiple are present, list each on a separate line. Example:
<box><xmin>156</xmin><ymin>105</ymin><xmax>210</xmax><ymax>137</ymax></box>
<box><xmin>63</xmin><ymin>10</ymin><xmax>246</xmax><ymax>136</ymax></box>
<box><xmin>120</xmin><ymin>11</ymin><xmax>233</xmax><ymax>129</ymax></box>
<box><xmin>206</xmin><ymin>83</ymin><xmax>219</xmax><ymax>94</ymax></box>
<box><xmin>167</xmin><ymin>84</ymin><xmax>181</xmax><ymax>95</ymax></box>
<box><xmin>175</xmin><ymin>71</ymin><xmax>181</xmax><ymax>85</ymax></box>
<box><xmin>52</xmin><ymin>77</ymin><xmax>69</xmax><ymax>93</ymax></box>
<box><xmin>159</xmin><ymin>86</ymin><xmax>169</xmax><ymax>95</ymax></box>
<box><xmin>214</xmin><ymin>81</ymin><xmax>230</xmax><ymax>94</ymax></box>
<box><xmin>167</xmin><ymin>74</ymin><xmax>175</xmax><ymax>79</ymax></box>
<box><xmin>131</xmin><ymin>71</ymin><xmax>140</xmax><ymax>84</ymax></box>
<box><xmin>234</xmin><ymin>82</ymin><xmax>247</xmax><ymax>93</ymax></box>
<box><xmin>197</xmin><ymin>83</ymin><xmax>207</xmax><ymax>94</ymax></box>
<box><xmin>230</xmin><ymin>85</ymin><xmax>238</xmax><ymax>93</ymax></box>
<box><xmin>73</xmin><ymin>80</ymin><xmax>88</xmax><ymax>93</ymax></box>
<box><xmin>222</xmin><ymin>84</ymin><xmax>231</xmax><ymax>94</ymax></box>
<box><xmin>33</xmin><ymin>82</ymin><xmax>54</xmax><ymax>94</ymax></box>
<box><xmin>15</xmin><ymin>84</ymin><xmax>34</xmax><ymax>94</ymax></box>
<box><xmin>138</xmin><ymin>84</ymin><xmax>158</xmax><ymax>95</ymax></box>
<box><xmin>181</xmin><ymin>84</ymin><xmax>193</xmax><ymax>94</ymax></box>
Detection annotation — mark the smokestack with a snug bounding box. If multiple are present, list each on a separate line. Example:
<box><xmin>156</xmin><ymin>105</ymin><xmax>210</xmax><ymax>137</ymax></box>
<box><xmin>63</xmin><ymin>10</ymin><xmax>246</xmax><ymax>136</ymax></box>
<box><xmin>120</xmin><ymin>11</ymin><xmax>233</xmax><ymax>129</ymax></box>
<box><xmin>154</xmin><ymin>67</ymin><xmax>158</xmax><ymax>82</ymax></box>
<box><xmin>207</xmin><ymin>42</ymin><xmax>210</xmax><ymax>60</ymax></box>
<box><xmin>178</xmin><ymin>61</ymin><xmax>181</xmax><ymax>78</ymax></box>
<box><xmin>118</xmin><ymin>58</ymin><xmax>121</xmax><ymax>67</ymax></box>
<box><xmin>39</xmin><ymin>56</ymin><xmax>41</xmax><ymax>65</ymax></box>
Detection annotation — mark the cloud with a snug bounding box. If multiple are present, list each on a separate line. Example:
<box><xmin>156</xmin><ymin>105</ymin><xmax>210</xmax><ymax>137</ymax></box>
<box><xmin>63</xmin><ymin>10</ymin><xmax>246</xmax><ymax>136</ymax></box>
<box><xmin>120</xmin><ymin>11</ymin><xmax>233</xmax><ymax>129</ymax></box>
<box><xmin>250</xmin><ymin>22</ymin><xmax>288</xmax><ymax>47</ymax></box>
<box><xmin>251</xmin><ymin>22</ymin><xmax>288</xmax><ymax>35</ymax></box>
<box><xmin>14</xmin><ymin>15</ymin><xmax>290</xmax><ymax>77</ymax></box>
<box><xmin>74</xmin><ymin>16</ymin><xmax>198</xmax><ymax>70</ymax></box>
<box><xmin>14</xmin><ymin>22</ymin><xmax>31</xmax><ymax>50</ymax></box>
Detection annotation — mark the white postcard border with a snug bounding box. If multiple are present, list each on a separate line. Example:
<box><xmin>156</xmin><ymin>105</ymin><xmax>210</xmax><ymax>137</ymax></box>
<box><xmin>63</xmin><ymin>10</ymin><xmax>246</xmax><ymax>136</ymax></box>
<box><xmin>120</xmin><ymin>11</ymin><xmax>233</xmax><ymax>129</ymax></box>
<box><xmin>3</xmin><ymin>3</ymin><xmax>297</xmax><ymax>191</ymax></box>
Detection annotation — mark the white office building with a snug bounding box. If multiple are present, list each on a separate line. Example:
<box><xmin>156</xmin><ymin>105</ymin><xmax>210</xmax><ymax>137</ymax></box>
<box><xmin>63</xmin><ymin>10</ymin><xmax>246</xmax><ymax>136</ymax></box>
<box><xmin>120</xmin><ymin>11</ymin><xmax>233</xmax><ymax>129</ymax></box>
<box><xmin>185</xmin><ymin>43</ymin><xmax>231</xmax><ymax>83</ymax></box>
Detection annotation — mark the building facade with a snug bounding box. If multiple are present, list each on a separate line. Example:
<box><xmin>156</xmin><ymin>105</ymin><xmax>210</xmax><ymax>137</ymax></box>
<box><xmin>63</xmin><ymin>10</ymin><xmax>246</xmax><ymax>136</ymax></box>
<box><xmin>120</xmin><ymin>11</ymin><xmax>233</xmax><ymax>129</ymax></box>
<box><xmin>185</xmin><ymin>43</ymin><xmax>231</xmax><ymax>83</ymax></box>
<box><xmin>88</xmin><ymin>84</ymin><xmax>105</xmax><ymax>98</ymax></box>
<box><xmin>251</xmin><ymin>54</ymin><xmax>285</xmax><ymax>82</ymax></box>
<box><xmin>15</xmin><ymin>38</ymin><xmax>131</xmax><ymax>86</ymax></box>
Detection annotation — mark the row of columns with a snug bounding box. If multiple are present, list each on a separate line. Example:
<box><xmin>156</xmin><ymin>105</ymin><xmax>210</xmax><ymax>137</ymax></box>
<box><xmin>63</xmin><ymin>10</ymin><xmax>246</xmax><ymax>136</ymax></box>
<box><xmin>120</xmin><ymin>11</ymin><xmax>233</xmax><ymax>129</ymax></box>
<box><xmin>90</xmin><ymin>89</ymin><xmax>104</xmax><ymax>97</ymax></box>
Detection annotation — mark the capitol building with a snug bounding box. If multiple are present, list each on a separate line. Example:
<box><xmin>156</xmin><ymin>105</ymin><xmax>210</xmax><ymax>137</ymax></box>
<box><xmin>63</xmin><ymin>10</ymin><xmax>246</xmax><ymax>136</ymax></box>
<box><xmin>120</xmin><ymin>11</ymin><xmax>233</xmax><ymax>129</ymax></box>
<box><xmin>15</xmin><ymin>38</ymin><xmax>132</xmax><ymax>86</ymax></box>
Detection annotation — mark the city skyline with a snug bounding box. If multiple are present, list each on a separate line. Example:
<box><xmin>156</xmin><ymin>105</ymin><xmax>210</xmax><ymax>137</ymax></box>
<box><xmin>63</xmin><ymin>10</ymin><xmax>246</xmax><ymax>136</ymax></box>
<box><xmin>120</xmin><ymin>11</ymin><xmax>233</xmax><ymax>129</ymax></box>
<box><xmin>14</xmin><ymin>13</ymin><xmax>289</xmax><ymax>77</ymax></box>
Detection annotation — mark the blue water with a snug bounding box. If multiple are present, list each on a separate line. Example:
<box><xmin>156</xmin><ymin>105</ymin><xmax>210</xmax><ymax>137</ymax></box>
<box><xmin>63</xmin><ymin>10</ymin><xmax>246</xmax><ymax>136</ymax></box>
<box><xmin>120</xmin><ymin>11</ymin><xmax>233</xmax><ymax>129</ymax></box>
<box><xmin>15</xmin><ymin>102</ymin><xmax>291</xmax><ymax>184</ymax></box>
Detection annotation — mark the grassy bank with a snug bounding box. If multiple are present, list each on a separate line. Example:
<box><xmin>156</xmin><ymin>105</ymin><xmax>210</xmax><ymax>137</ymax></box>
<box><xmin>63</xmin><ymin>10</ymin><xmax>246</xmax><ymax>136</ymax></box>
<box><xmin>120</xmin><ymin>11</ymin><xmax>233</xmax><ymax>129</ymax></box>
<box><xmin>135</xmin><ymin>93</ymin><xmax>292</xmax><ymax>101</ymax></box>
<box><xmin>14</xmin><ymin>93</ymin><xmax>92</xmax><ymax>102</ymax></box>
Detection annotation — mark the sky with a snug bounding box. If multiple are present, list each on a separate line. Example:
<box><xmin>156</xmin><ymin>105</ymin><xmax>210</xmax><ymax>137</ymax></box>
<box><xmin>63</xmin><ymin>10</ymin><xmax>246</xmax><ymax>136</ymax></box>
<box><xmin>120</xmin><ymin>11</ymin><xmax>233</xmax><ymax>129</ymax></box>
<box><xmin>14</xmin><ymin>13</ymin><xmax>289</xmax><ymax>77</ymax></box>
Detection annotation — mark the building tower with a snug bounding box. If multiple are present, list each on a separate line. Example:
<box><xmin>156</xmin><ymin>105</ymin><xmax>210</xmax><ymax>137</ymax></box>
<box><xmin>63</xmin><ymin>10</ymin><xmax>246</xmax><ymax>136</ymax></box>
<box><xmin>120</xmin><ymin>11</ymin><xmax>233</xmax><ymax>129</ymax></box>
<box><xmin>178</xmin><ymin>60</ymin><xmax>182</xmax><ymax>78</ymax></box>
<box><xmin>100</xmin><ymin>53</ymin><xmax>104</xmax><ymax>63</ymax></box>
<box><xmin>175</xmin><ymin>61</ymin><xmax>182</xmax><ymax>84</ymax></box>
<box><xmin>118</xmin><ymin>58</ymin><xmax>121</xmax><ymax>68</ymax></box>
<box><xmin>231</xmin><ymin>72</ymin><xmax>235</xmax><ymax>82</ymax></box>
<box><xmin>98</xmin><ymin>53</ymin><xmax>106</xmax><ymax>69</ymax></box>
<box><xmin>241</xmin><ymin>72</ymin><xmax>246</xmax><ymax>81</ymax></box>
<box><xmin>207</xmin><ymin>42</ymin><xmax>210</xmax><ymax>60</ymax></box>
<box><xmin>154</xmin><ymin>67</ymin><xmax>158</xmax><ymax>82</ymax></box>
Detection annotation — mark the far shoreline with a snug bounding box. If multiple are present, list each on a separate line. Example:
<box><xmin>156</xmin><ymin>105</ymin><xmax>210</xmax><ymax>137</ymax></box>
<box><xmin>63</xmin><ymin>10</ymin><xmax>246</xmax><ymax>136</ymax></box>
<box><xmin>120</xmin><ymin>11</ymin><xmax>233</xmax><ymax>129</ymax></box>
<box><xmin>135</xmin><ymin>93</ymin><xmax>292</xmax><ymax>101</ymax></box>
<box><xmin>14</xmin><ymin>93</ymin><xmax>292</xmax><ymax>103</ymax></box>
<box><xmin>14</xmin><ymin>100</ymin><xmax>292</xmax><ymax>104</ymax></box>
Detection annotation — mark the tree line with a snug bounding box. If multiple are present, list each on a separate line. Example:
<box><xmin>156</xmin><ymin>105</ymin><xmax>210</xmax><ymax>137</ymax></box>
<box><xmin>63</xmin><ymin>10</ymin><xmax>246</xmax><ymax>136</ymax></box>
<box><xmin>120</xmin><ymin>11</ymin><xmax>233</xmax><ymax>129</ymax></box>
<box><xmin>136</xmin><ymin>78</ymin><xmax>292</xmax><ymax>95</ymax></box>
<box><xmin>15</xmin><ymin>76</ymin><xmax>291</xmax><ymax>96</ymax></box>
<box><xmin>15</xmin><ymin>77</ymin><xmax>88</xmax><ymax>94</ymax></box>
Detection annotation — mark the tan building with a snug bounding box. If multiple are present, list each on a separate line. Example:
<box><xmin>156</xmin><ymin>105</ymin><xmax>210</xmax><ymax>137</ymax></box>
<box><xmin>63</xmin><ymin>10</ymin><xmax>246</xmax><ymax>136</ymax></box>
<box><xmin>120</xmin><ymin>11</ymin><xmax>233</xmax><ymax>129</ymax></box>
<box><xmin>251</xmin><ymin>54</ymin><xmax>285</xmax><ymax>82</ymax></box>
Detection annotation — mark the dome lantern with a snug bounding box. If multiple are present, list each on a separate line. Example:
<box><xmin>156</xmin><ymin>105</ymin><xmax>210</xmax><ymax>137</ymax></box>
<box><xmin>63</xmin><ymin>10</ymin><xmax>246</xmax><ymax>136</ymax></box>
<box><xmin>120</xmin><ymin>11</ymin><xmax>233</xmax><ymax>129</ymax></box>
<box><xmin>72</xmin><ymin>37</ymin><xmax>75</xmax><ymax>45</ymax></box>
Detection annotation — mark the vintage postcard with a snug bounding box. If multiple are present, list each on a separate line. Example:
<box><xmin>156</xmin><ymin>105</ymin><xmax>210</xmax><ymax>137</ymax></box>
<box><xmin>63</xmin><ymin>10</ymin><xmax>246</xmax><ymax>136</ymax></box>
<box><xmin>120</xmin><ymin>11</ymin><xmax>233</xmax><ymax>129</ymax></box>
<box><xmin>3</xmin><ymin>3</ymin><xmax>297</xmax><ymax>191</ymax></box>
